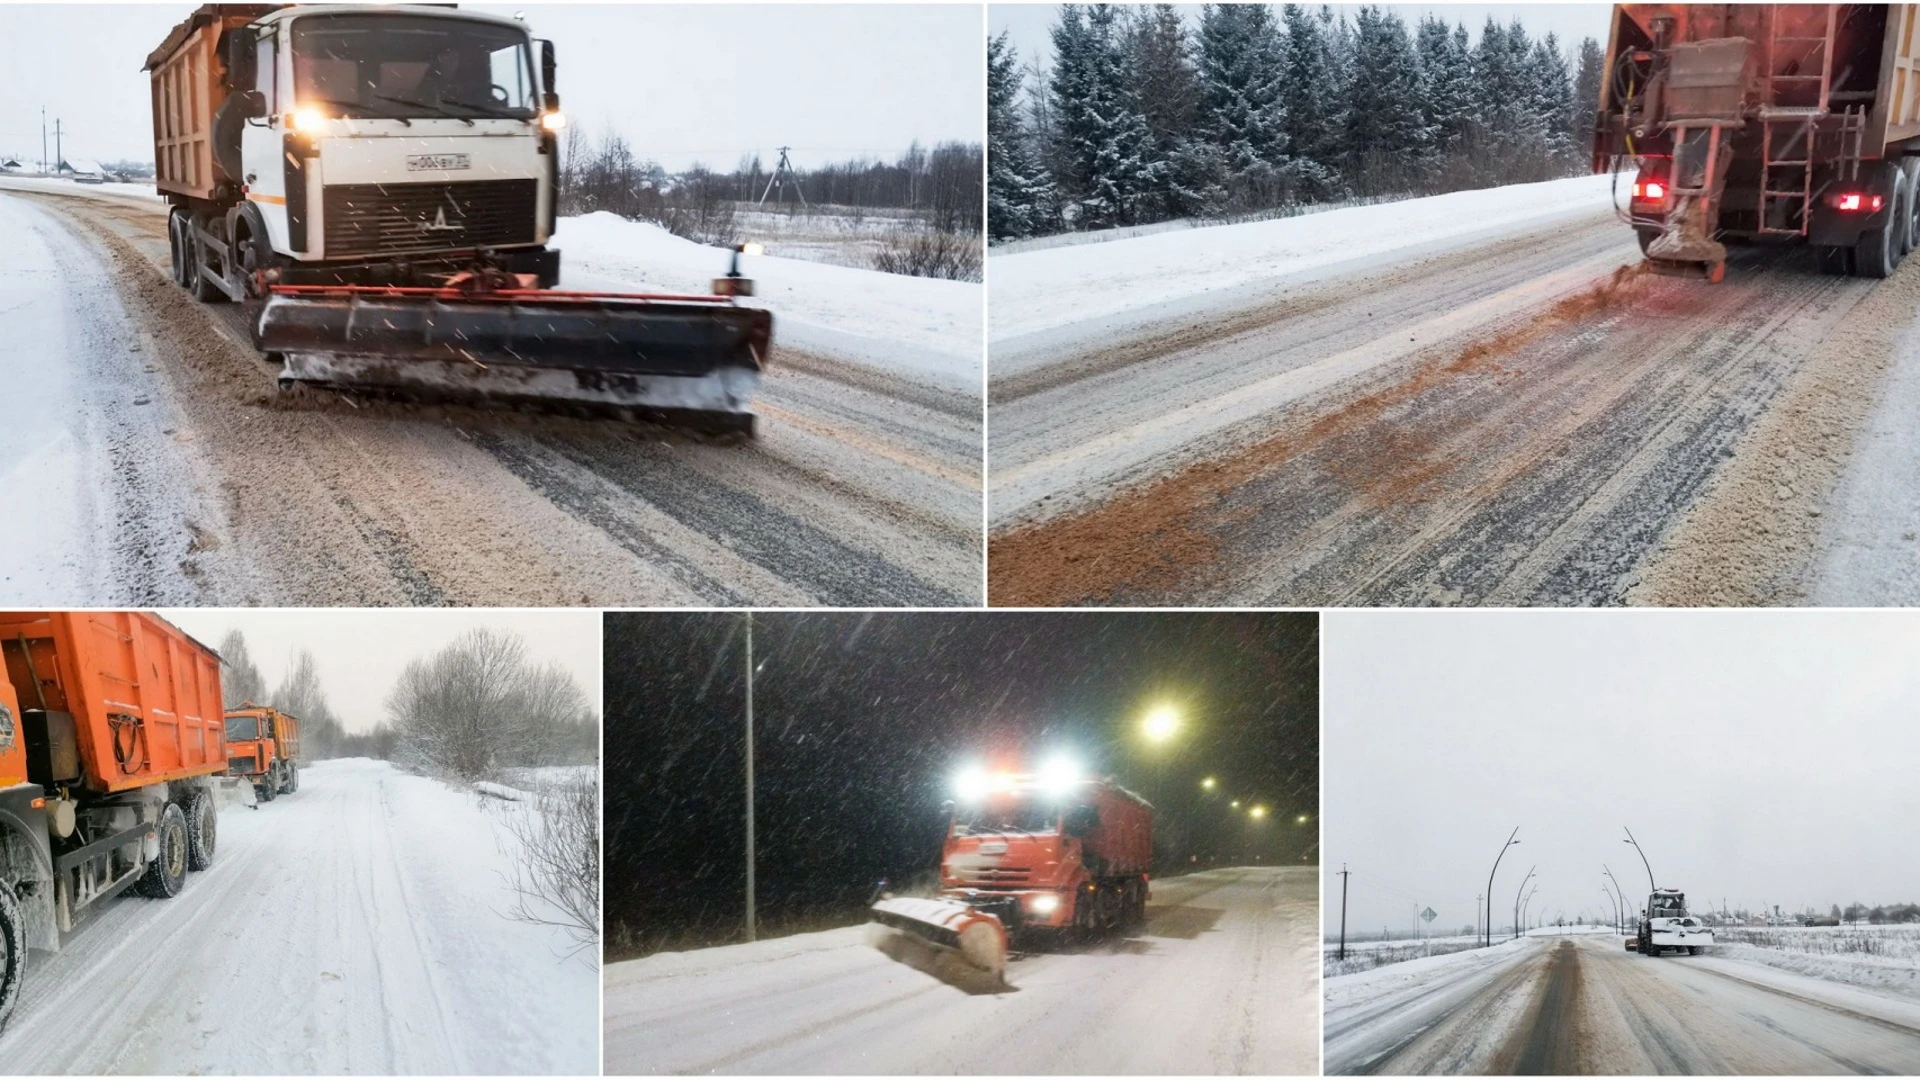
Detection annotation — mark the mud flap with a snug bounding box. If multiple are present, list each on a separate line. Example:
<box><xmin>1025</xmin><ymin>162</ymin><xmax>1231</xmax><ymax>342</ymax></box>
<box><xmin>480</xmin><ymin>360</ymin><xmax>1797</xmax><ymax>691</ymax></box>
<box><xmin>869</xmin><ymin>896</ymin><xmax>1009</xmax><ymax>976</ymax></box>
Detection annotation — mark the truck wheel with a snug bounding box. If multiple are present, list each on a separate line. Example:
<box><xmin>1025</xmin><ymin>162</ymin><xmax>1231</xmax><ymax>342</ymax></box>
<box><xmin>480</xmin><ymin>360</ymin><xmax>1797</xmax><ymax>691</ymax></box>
<box><xmin>288</xmin><ymin>765</ymin><xmax>300</xmax><ymax>794</ymax></box>
<box><xmin>137</xmin><ymin>803</ymin><xmax>190</xmax><ymax>899</ymax></box>
<box><xmin>0</xmin><ymin>881</ymin><xmax>25</xmax><ymax>1034</ymax></box>
<box><xmin>1855</xmin><ymin>188</ymin><xmax>1904</xmax><ymax>279</ymax></box>
<box><xmin>1901</xmin><ymin>163</ymin><xmax>1919</xmax><ymax>256</ymax></box>
<box><xmin>168</xmin><ymin>213</ymin><xmax>190</xmax><ymax>289</ymax></box>
<box><xmin>1819</xmin><ymin>245</ymin><xmax>1854</xmax><ymax>276</ymax></box>
<box><xmin>190</xmin><ymin>226</ymin><xmax>229</xmax><ymax>304</ymax></box>
<box><xmin>186</xmin><ymin>791</ymin><xmax>217</xmax><ymax>871</ymax></box>
<box><xmin>258</xmin><ymin>778</ymin><xmax>275</xmax><ymax>804</ymax></box>
<box><xmin>1635</xmin><ymin>229</ymin><xmax>1658</xmax><ymax>256</ymax></box>
<box><xmin>1687</xmin><ymin>945</ymin><xmax>1699</xmax><ymax>955</ymax></box>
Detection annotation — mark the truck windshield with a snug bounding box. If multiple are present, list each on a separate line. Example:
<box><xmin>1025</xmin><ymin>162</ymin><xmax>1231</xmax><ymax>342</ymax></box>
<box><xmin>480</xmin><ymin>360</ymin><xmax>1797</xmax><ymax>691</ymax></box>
<box><xmin>226</xmin><ymin>716</ymin><xmax>259</xmax><ymax>741</ymax></box>
<box><xmin>291</xmin><ymin>14</ymin><xmax>537</xmax><ymax>121</ymax></box>
<box><xmin>952</xmin><ymin>800</ymin><xmax>1059</xmax><ymax>836</ymax></box>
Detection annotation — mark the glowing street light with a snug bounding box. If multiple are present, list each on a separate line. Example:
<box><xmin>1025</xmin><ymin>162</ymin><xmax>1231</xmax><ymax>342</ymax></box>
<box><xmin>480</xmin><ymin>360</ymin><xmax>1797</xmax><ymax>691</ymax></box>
<box><xmin>1249</xmin><ymin>804</ymin><xmax>1268</xmax><ymax>820</ymax></box>
<box><xmin>1230</xmin><ymin>799</ymin><xmax>1241</xmax><ymax>809</ymax></box>
<box><xmin>1142</xmin><ymin>704</ymin><xmax>1181</xmax><ymax>743</ymax></box>
<box><xmin>1295</xmin><ymin>813</ymin><xmax>1310</xmax><ymax>825</ymax></box>
<box><xmin>1201</xmin><ymin>776</ymin><xmax>1218</xmax><ymax>791</ymax></box>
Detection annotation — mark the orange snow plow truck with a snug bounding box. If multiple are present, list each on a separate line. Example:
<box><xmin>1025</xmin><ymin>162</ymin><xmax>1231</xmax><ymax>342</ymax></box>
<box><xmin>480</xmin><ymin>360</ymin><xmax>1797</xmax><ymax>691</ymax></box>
<box><xmin>869</xmin><ymin>766</ymin><xmax>1152</xmax><ymax>977</ymax></box>
<box><xmin>224</xmin><ymin>703</ymin><xmax>300</xmax><ymax>802</ymax></box>
<box><xmin>0</xmin><ymin>612</ymin><xmax>226</xmax><ymax>1029</ymax></box>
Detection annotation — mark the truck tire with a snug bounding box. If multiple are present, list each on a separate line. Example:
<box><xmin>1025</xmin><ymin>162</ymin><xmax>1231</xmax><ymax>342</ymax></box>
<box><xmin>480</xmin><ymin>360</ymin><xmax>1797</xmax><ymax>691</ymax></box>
<box><xmin>190</xmin><ymin>225</ymin><xmax>229</xmax><ymax>304</ymax></box>
<box><xmin>1819</xmin><ymin>245</ymin><xmax>1854</xmax><ymax>276</ymax></box>
<box><xmin>168</xmin><ymin>212</ymin><xmax>191</xmax><ymax>289</ymax></box>
<box><xmin>1902</xmin><ymin>162</ymin><xmax>1920</xmax><ymax>256</ymax></box>
<box><xmin>287</xmin><ymin>764</ymin><xmax>300</xmax><ymax>794</ymax></box>
<box><xmin>186</xmin><ymin>790</ymin><xmax>217</xmax><ymax>871</ymax></box>
<box><xmin>1635</xmin><ymin>229</ymin><xmax>1658</xmax><ymax>256</ymax></box>
<box><xmin>258</xmin><ymin>776</ymin><xmax>276</xmax><ymax>803</ymax></box>
<box><xmin>0</xmin><ymin>881</ymin><xmax>24</xmax><ymax>1034</ymax></box>
<box><xmin>136</xmin><ymin>803</ymin><xmax>190</xmax><ymax>899</ymax></box>
<box><xmin>1855</xmin><ymin>186</ymin><xmax>1904</xmax><ymax>279</ymax></box>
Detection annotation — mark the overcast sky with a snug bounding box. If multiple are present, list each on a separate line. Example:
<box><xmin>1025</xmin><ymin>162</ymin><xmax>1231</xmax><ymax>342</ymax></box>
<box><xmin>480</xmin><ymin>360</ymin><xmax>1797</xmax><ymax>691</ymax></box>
<box><xmin>158</xmin><ymin>609</ymin><xmax>601</xmax><ymax>736</ymax></box>
<box><xmin>989</xmin><ymin>4</ymin><xmax>1613</xmax><ymax>69</ymax></box>
<box><xmin>1324</xmin><ymin>611</ymin><xmax>1920</xmax><ymax>941</ymax></box>
<box><xmin>0</xmin><ymin>3</ymin><xmax>982</xmax><ymax>170</ymax></box>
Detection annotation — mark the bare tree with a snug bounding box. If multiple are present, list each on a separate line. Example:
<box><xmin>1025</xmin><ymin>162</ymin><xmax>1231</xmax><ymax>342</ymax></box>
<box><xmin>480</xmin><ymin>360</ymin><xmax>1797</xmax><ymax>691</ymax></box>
<box><xmin>500</xmin><ymin>771</ymin><xmax>601</xmax><ymax>958</ymax></box>
<box><xmin>274</xmin><ymin>648</ymin><xmax>344</xmax><ymax>758</ymax></box>
<box><xmin>217</xmin><ymin>629</ymin><xmax>267</xmax><ymax>709</ymax></box>
<box><xmin>386</xmin><ymin>628</ymin><xmax>595</xmax><ymax>781</ymax></box>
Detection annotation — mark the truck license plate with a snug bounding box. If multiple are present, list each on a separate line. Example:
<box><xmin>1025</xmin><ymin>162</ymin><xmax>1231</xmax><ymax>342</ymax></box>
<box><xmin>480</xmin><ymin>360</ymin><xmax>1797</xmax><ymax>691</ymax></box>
<box><xmin>407</xmin><ymin>154</ymin><xmax>471</xmax><ymax>171</ymax></box>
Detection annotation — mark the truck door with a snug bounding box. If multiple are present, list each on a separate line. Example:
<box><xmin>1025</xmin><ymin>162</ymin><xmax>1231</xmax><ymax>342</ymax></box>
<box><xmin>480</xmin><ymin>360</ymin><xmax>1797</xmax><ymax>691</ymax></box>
<box><xmin>240</xmin><ymin>25</ymin><xmax>290</xmax><ymax>252</ymax></box>
<box><xmin>0</xmin><ymin>675</ymin><xmax>24</xmax><ymax>791</ymax></box>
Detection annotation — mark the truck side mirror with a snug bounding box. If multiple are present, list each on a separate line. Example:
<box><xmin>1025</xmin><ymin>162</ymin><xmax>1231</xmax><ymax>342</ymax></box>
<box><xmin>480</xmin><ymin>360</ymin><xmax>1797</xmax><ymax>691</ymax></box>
<box><xmin>540</xmin><ymin>39</ymin><xmax>559</xmax><ymax>111</ymax></box>
<box><xmin>224</xmin><ymin>27</ymin><xmax>256</xmax><ymax>89</ymax></box>
<box><xmin>236</xmin><ymin>90</ymin><xmax>268</xmax><ymax>120</ymax></box>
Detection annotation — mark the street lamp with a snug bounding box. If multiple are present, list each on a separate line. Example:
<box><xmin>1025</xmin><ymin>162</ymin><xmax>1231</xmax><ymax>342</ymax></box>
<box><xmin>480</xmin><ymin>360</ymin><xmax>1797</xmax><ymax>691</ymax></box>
<box><xmin>1601</xmin><ymin>883</ymin><xmax>1620</xmax><ymax>934</ymax></box>
<box><xmin>1485</xmin><ymin>828</ymin><xmax>1519</xmax><ymax>948</ymax></box>
<box><xmin>1623</xmin><ymin>827</ymin><xmax>1656</xmax><ymax>895</ymax></box>
<box><xmin>1201</xmin><ymin>776</ymin><xmax>1217</xmax><ymax>791</ymax></box>
<box><xmin>744</xmin><ymin>612</ymin><xmax>756</xmax><ymax>943</ymax></box>
<box><xmin>1230</xmin><ymin>799</ymin><xmax>1241</xmax><ymax>809</ymax></box>
<box><xmin>1522</xmin><ymin>885</ymin><xmax>1538</xmax><ymax>933</ymax></box>
<box><xmin>1296</xmin><ymin>813</ymin><xmax>1310</xmax><ymax>825</ymax></box>
<box><xmin>1249</xmin><ymin>804</ymin><xmax>1268</xmax><ymax>820</ymax></box>
<box><xmin>1513</xmin><ymin>866</ymin><xmax>1536</xmax><ymax>941</ymax></box>
<box><xmin>1604</xmin><ymin>864</ymin><xmax>1630</xmax><ymax>928</ymax></box>
<box><xmin>1142</xmin><ymin>704</ymin><xmax>1181</xmax><ymax>743</ymax></box>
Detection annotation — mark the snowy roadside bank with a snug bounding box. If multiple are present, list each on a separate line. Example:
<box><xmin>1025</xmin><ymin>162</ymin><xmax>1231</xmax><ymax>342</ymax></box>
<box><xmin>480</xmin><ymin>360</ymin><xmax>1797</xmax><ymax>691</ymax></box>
<box><xmin>553</xmin><ymin>213</ymin><xmax>982</xmax><ymax>397</ymax></box>
<box><xmin>989</xmin><ymin>173</ymin><xmax>1624</xmax><ymax>373</ymax></box>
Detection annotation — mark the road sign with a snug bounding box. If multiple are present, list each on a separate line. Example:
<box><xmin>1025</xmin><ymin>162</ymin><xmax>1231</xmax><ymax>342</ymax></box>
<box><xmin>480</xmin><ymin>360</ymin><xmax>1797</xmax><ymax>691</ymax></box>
<box><xmin>1421</xmin><ymin>907</ymin><xmax>1437</xmax><ymax>923</ymax></box>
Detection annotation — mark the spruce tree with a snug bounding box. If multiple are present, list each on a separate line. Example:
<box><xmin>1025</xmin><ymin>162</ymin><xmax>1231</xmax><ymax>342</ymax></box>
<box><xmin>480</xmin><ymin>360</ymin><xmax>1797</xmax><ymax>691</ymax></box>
<box><xmin>988</xmin><ymin>32</ymin><xmax>1048</xmax><ymax>240</ymax></box>
<box><xmin>1195</xmin><ymin>2</ymin><xmax>1291</xmax><ymax>208</ymax></box>
<box><xmin>1129</xmin><ymin>4</ymin><xmax>1222</xmax><ymax>217</ymax></box>
<box><xmin>1049</xmin><ymin>4</ymin><xmax>1159</xmax><ymax>228</ymax></box>
<box><xmin>1572</xmin><ymin>36</ymin><xmax>1605</xmax><ymax>155</ymax></box>
<box><xmin>1344</xmin><ymin>7</ymin><xmax>1429</xmax><ymax>191</ymax></box>
<box><xmin>1280</xmin><ymin>4</ymin><xmax>1345</xmax><ymax>199</ymax></box>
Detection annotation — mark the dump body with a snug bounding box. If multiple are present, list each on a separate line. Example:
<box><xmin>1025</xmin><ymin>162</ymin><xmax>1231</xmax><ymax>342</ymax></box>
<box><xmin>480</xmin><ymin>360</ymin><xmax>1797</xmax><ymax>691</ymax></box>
<box><xmin>1594</xmin><ymin>5</ymin><xmax>1920</xmax><ymax>278</ymax></box>
<box><xmin>0</xmin><ymin>613</ymin><xmax>229</xmax><ymax>1028</ymax></box>
<box><xmin>147</xmin><ymin>4</ymin><xmax>276</xmax><ymax>201</ymax></box>
<box><xmin>939</xmin><ymin>775</ymin><xmax>1153</xmax><ymax>932</ymax></box>
<box><xmin>0</xmin><ymin>611</ymin><xmax>226</xmax><ymax>794</ymax></box>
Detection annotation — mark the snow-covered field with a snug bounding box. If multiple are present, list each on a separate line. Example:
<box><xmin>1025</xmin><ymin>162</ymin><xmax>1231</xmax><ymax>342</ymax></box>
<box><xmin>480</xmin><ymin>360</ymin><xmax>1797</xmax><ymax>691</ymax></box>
<box><xmin>0</xmin><ymin>758</ymin><xmax>598</xmax><ymax>1074</ymax></box>
<box><xmin>604</xmin><ymin>865</ymin><xmax>1319</xmax><ymax>1074</ymax></box>
<box><xmin>1711</xmin><ymin>925</ymin><xmax>1920</xmax><ymax>1002</ymax></box>
<box><xmin>553</xmin><ymin>212</ymin><xmax>981</xmax><ymax>395</ymax></box>
<box><xmin>731</xmin><ymin>205</ymin><xmax>944</xmax><ymax>270</ymax></box>
<box><xmin>0</xmin><ymin>176</ymin><xmax>160</xmax><ymax>201</ymax></box>
<box><xmin>988</xmin><ymin>172</ymin><xmax>1621</xmax><ymax>377</ymax></box>
<box><xmin>1323</xmin><ymin>932</ymin><xmax>1487</xmax><ymax>977</ymax></box>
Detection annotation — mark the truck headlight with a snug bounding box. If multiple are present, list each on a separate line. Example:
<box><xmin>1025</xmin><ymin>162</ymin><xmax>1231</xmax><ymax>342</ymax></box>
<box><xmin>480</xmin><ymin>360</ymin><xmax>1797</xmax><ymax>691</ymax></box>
<box><xmin>541</xmin><ymin>111</ymin><xmax>567</xmax><ymax>132</ymax></box>
<box><xmin>290</xmin><ymin>106</ymin><xmax>326</xmax><ymax>133</ymax></box>
<box><xmin>1029</xmin><ymin>894</ymin><xmax>1059</xmax><ymax>914</ymax></box>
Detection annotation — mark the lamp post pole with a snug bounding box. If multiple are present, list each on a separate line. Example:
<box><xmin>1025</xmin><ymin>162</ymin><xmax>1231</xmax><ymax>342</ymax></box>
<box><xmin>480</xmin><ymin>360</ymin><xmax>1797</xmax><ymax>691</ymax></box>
<box><xmin>1513</xmin><ymin>866</ymin><xmax>1535</xmax><ymax>941</ymax></box>
<box><xmin>1485</xmin><ymin>828</ymin><xmax>1519</xmax><ymax>948</ymax></box>
<box><xmin>1623</xmin><ymin>827</ymin><xmax>1656</xmax><ymax>895</ymax></box>
<box><xmin>744</xmin><ymin>613</ymin><xmax>756</xmax><ymax>943</ymax></box>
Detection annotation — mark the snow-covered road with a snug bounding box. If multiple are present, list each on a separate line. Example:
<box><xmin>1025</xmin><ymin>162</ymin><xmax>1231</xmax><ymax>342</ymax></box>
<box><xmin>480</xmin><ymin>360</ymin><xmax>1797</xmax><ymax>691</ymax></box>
<box><xmin>605</xmin><ymin>865</ymin><xmax>1319</xmax><ymax>1074</ymax></box>
<box><xmin>987</xmin><ymin>175</ymin><xmax>1920</xmax><ymax>607</ymax></box>
<box><xmin>0</xmin><ymin>180</ymin><xmax>980</xmax><ymax>606</ymax></box>
<box><xmin>1325</xmin><ymin>931</ymin><xmax>1920</xmax><ymax>1074</ymax></box>
<box><xmin>0</xmin><ymin>758</ymin><xmax>598</xmax><ymax>1075</ymax></box>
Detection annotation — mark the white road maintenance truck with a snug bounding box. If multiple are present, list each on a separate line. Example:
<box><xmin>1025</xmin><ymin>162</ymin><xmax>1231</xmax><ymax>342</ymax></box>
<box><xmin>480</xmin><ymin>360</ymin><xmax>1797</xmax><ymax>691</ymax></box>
<box><xmin>1629</xmin><ymin>887</ymin><xmax>1714</xmax><ymax>955</ymax></box>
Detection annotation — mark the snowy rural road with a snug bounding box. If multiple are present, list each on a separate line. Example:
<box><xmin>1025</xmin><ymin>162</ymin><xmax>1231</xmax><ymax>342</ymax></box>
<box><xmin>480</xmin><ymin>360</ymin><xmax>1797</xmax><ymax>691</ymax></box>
<box><xmin>1325</xmin><ymin>933</ymin><xmax>1920</xmax><ymax>1074</ymax></box>
<box><xmin>0</xmin><ymin>758</ymin><xmax>597</xmax><ymax>1075</ymax></box>
<box><xmin>988</xmin><ymin>192</ymin><xmax>1920</xmax><ymax>606</ymax></box>
<box><xmin>604</xmin><ymin>865</ymin><xmax>1319</xmax><ymax>1074</ymax></box>
<box><xmin>0</xmin><ymin>181</ymin><xmax>980</xmax><ymax>606</ymax></box>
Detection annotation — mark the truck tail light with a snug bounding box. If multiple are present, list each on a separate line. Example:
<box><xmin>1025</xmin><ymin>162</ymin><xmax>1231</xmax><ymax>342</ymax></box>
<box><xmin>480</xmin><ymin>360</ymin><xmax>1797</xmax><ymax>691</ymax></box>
<box><xmin>1632</xmin><ymin>180</ymin><xmax>1666</xmax><ymax>201</ymax></box>
<box><xmin>1830</xmin><ymin>192</ymin><xmax>1883</xmax><ymax>213</ymax></box>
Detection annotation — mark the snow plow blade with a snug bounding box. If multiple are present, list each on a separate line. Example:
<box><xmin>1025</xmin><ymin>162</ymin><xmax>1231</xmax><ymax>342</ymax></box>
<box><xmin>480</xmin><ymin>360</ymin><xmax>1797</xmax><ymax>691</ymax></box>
<box><xmin>869</xmin><ymin>896</ymin><xmax>1008</xmax><ymax>975</ymax></box>
<box><xmin>254</xmin><ymin>285</ymin><xmax>773</xmax><ymax>433</ymax></box>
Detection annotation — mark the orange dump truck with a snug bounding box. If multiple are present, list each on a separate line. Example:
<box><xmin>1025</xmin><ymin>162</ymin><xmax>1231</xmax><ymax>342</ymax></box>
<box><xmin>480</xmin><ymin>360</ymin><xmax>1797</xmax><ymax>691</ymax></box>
<box><xmin>870</xmin><ymin>767</ymin><xmax>1153</xmax><ymax>976</ymax></box>
<box><xmin>0</xmin><ymin>611</ymin><xmax>226</xmax><ymax>1028</ymax></box>
<box><xmin>224</xmin><ymin>703</ymin><xmax>300</xmax><ymax>802</ymax></box>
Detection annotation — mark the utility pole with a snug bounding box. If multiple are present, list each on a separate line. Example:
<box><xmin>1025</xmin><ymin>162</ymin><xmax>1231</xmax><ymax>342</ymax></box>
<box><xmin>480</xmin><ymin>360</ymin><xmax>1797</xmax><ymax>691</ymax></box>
<box><xmin>53</xmin><ymin>118</ymin><xmax>62</xmax><ymax>175</ymax></box>
<box><xmin>755</xmin><ymin>146</ymin><xmax>809</xmax><ymax>209</ymax></box>
<box><xmin>1338</xmin><ymin>864</ymin><xmax>1350</xmax><ymax>960</ymax></box>
<box><xmin>40</xmin><ymin>107</ymin><xmax>46</xmax><ymax>175</ymax></box>
<box><xmin>1476</xmin><ymin>895</ymin><xmax>1483</xmax><ymax>942</ymax></box>
<box><xmin>744</xmin><ymin>612</ymin><xmax>756</xmax><ymax>943</ymax></box>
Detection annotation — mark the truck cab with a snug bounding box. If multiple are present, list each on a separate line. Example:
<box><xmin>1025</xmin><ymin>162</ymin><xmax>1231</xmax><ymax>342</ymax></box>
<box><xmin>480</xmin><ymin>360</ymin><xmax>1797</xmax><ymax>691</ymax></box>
<box><xmin>224</xmin><ymin>704</ymin><xmax>300</xmax><ymax>802</ymax></box>
<box><xmin>939</xmin><ymin>771</ymin><xmax>1152</xmax><ymax>937</ymax></box>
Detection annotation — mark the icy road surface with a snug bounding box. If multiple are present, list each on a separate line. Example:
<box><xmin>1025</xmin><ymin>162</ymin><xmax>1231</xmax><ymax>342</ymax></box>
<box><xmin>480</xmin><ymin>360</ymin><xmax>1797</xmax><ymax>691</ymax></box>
<box><xmin>988</xmin><ymin>174</ymin><xmax>1920</xmax><ymax>607</ymax></box>
<box><xmin>0</xmin><ymin>181</ymin><xmax>980</xmax><ymax>606</ymax></box>
<box><xmin>1324</xmin><ymin>931</ymin><xmax>1920</xmax><ymax>1074</ymax></box>
<box><xmin>605</xmin><ymin>865</ymin><xmax>1318</xmax><ymax>1074</ymax></box>
<box><xmin>0</xmin><ymin>758</ymin><xmax>598</xmax><ymax>1075</ymax></box>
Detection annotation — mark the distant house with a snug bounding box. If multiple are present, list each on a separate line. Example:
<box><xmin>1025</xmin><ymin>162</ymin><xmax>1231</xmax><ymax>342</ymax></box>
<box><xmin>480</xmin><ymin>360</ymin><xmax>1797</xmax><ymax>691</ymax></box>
<box><xmin>0</xmin><ymin>159</ymin><xmax>19</xmax><ymax>172</ymax></box>
<box><xmin>59</xmin><ymin>157</ymin><xmax>107</xmax><ymax>184</ymax></box>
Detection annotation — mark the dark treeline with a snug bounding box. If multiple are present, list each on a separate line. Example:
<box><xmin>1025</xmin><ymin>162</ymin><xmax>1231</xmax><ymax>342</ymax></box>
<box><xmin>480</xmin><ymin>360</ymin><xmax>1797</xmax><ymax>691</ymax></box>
<box><xmin>558</xmin><ymin>129</ymin><xmax>985</xmax><ymax>242</ymax></box>
<box><xmin>990</xmin><ymin>3</ymin><xmax>1606</xmax><ymax>241</ymax></box>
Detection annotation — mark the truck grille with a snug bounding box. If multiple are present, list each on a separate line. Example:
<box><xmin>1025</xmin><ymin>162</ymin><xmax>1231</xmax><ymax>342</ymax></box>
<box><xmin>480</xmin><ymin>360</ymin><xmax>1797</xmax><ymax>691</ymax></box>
<box><xmin>955</xmin><ymin>866</ymin><xmax>1033</xmax><ymax>885</ymax></box>
<box><xmin>228</xmin><ymin>756</ymin><xmax>256</xmax><ymax>774</ymax></box>
<box><xmin>322</xmin><ymin>180</ymin><xmax>538</xmax><ymax>258</ymax></box>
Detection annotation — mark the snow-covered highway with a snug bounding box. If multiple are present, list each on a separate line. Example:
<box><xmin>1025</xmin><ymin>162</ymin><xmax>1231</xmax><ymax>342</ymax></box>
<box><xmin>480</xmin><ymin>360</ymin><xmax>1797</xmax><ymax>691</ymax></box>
<box><xmin>604</xmin><ymin>865</ymin><xmax>1319</xmax><ymax>1075</ymax></box>
<box><xmin>1325</xmin><ymin>931</ymin><xmax>1920</xmax><ymax>1074</ymax></box>
<box><xmin>0</xmin><ymin>180</ymin><xmax>981</xmax><ymax>606</ymax></box>
<box><xmin>0</xmin><ymin>758</ymin><xmax>598</xmax><ymax>1075</ymax></box>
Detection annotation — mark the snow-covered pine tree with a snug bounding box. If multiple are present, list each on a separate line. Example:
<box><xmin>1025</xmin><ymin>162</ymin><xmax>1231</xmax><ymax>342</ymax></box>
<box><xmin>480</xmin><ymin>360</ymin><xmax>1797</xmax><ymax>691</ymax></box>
<box><xmin>1533</xmin><ymin>33</ymin><xmax>1578</xmax><ymax>171</ymax></box>
<box><xmin>1195</xmin><ymin>2</ymin><xmax>1291</xmax><ymax>210</ymax></box>
<box><xmin>988</xmin><ymin>32</ymin><xmax>1050</xmax><ymax>240</ymax></box>
<box><xmin>1416</xmin><ymin>16</ymin><xmax>1475</xmax><ymax>155</ymax></box>
<box><xmin>1280</xmin><ymin>3</ymin><xmax>1346</xmax><ymax>200</ymax></box>
<box><xmin>1344</xmin><ymin>6</ymin><xmax>1430</xmax><ymax>194</ymax></box>
<box><xmin>1573</xmin><ymin>36</ymin><xmax>1605</xmax><ymax>155</ymax></box>
<box><xmin>1128</xmin><ymin>4</ymin><xmax>1223</xmax><ymax>218</ymax></box>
